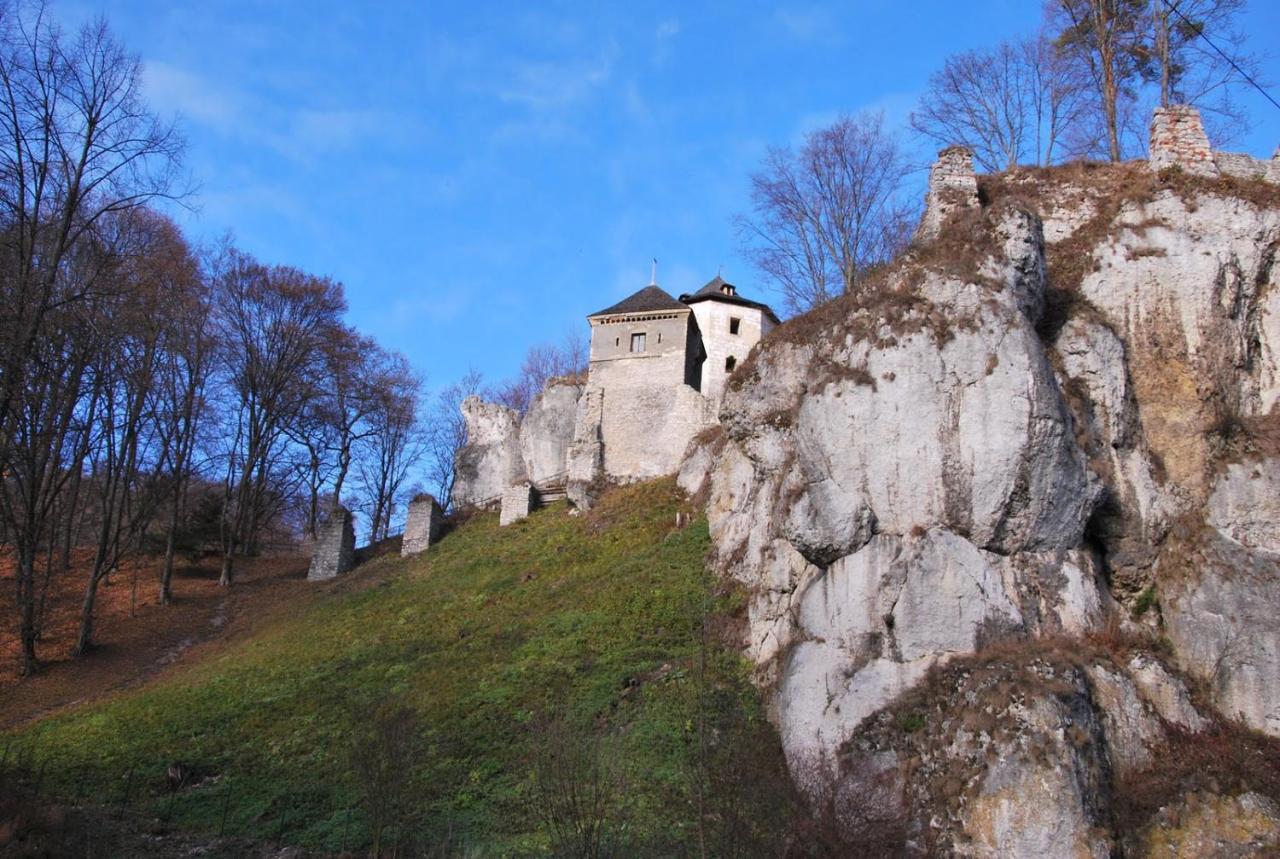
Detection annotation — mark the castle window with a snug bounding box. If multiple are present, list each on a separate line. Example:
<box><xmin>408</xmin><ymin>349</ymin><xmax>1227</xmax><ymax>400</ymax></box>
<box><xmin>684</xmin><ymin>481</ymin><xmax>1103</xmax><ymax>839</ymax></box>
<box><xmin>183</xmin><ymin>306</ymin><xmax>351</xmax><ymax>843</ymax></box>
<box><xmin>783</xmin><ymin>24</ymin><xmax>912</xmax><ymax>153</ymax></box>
<box><xmin>630</xmin><ymin>332</ymin><xmax>646</xmax><ymax>353</ymax></box>
<box><xmin>729</xmin><ymin>317</ymin><xmax>741</xmax><ymax>335</ymax></box>
<box><xmin>725</xmin><ymin>356</ymin><xmax>737</xmax><ymax>373</ymax></box>
<box><xmin>615</xmin><ymin>337</ymin><xmax>619</xmax><ymax>347</ymax></box>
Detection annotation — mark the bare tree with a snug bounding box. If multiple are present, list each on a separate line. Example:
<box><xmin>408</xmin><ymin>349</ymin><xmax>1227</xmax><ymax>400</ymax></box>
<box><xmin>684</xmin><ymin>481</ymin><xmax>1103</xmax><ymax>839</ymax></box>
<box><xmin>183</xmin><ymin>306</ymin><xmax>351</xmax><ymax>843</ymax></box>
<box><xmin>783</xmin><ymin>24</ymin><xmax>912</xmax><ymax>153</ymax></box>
<box><xmin>911</xmin><ymin>35</ymin><xmax>1093</xmax><ymax>171</ymax></box>
<box><xmin>737</xmin><ymin>111</ymin><xmax>913</xmax><ymax>316</ymax></box>
<box><xmin>212</xmin><ymin>251</ymin><xmax>344</xmax><ymax>586</ymax></box>
<box><xmin>1148</xmin><ymin>0</ymin><xmax>1259</xmax><ymax>141</ymax></box>
<box><xmin>0</xmin><ymin>4</ymin><xmax>185</xmax><ymax>674</ymax></box>
<box><xmin>490</xmin><ymin>333</ymin><xmax>588</xmax><ymax>416</ymax></box>
<box><xmin>354</xmin><ymin>351</ymin><xmax>424</xmax><ymax>543</ymax></box>
<box><xmin>1052</xmin><ymin>0</ymin><xmax>1154</xmax><ymax>161</ymax></box>
<box><xmin>423</xmin><ymin>370</ymin><xmax>484</xmax><ymax>511</ymax></box>
<box><xmin>154</xmin><ymin>234</ymin><xmax>213</xmax><ymax>605</ymax></box>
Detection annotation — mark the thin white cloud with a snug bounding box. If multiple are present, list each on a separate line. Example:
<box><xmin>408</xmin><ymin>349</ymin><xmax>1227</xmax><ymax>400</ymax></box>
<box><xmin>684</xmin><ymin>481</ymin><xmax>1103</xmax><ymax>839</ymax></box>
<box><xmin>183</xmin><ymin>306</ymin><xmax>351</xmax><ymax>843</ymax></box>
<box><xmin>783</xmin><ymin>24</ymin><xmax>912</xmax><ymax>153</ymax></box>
<box><xmin>496</xmin><ymin>47</ymin><xmax>617</xmax><ymax>110</ymax></box>
<box><xmin>774</xmin><ymin>7</ymin><xmax>844</xmax><ymax>45</ymax></box>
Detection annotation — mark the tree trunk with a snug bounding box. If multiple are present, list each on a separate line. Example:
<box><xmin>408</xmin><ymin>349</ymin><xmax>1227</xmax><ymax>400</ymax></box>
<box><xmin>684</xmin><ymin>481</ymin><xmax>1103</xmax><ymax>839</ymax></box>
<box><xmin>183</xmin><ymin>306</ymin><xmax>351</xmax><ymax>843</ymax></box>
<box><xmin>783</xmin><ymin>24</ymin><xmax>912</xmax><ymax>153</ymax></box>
<box><xmin>73</xmin><ymin>571</ymin><xmax>103</xmax><ymax>656</ymax></box>
<box><xmin>161</xmin><ymin>501</ymin><xmax>179</xmax><ymax>605</ymax></box>
<box><xmin>17</xmin><ymin>545</ymin><xmax>39</xmax><ymax>676</ymax></box>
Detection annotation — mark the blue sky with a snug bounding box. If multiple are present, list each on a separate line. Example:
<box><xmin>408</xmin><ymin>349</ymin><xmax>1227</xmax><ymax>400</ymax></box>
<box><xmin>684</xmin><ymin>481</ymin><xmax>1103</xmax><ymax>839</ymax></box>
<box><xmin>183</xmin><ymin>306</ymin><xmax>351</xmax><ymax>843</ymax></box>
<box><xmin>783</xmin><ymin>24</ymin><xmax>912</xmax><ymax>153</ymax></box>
<box><xmin>65</xmin><ymin>1</ymin><xmax>1280</xmax><ymax>392</ymax></box>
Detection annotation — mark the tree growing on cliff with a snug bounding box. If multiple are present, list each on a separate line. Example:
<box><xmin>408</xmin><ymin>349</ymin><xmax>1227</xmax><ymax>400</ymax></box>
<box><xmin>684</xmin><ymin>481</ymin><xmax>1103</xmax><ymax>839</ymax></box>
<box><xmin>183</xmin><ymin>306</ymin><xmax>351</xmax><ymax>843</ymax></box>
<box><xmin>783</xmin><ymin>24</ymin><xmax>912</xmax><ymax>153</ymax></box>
<box><xmin>737</xmin><ymin>111</ymin><xmax>914</xmax><ymax>316</ymax></box>
<box><xmin>911</xmin><ymin>35</ymin><xmax>1093</xmax><ymax>171</ymax></box>
<box><xmin>1048</xmin><ymin>0</ymin><xmax>1260</xmax><ymax>158</ymax></box>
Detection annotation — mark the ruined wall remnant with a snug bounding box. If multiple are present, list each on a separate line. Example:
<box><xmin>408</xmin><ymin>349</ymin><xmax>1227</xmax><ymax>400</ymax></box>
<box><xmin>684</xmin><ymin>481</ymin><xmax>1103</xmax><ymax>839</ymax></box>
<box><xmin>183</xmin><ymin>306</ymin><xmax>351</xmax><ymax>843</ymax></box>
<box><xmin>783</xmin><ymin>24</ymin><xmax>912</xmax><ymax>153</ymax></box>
<box><xmin>308</xmin><ymin>506</ymin><xmax>355</xmax><ymax>581</ymax></box>
<box><xmin>499</xmin><ymin>482</ymin><xmax>533</xmax><ymax>526</ymax></box>
<box><xmin>519</xmin><ymin>381</ymin><xmax>582</xmax><ymax>487</ymax></box>
<box><xmin>401</xmin><ymin>494</ymin><xmax>444</xmax><ymax>556</ymax></box>
<box><xmin>915</xmin><ymin>145</ymin><xmax>979</xmax><ymax>242</ymax></box>
<box><xmin>451</xmin><ymin>396</ymin><xmax>523</xmax><ymax>509</ymax></box>
<box><xmin>1149</xmin><ymin>105</ymin><xmax>1219</xmax><ymax>177</ymax></box>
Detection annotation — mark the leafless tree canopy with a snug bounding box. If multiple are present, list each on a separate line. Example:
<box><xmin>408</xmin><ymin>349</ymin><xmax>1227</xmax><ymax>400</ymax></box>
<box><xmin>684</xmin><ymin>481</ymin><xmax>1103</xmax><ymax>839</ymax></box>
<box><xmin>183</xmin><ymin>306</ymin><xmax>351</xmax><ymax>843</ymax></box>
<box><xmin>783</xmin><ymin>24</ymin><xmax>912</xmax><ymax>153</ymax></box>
<box><xmin>737</xmin><ymin>111</ymin><xmax>915</xmax><ymax>317</ymax></box>
<box><xmin>910</xmin><ymin>35</ymin><xmax>1094</xmax><ymax>172</ymax></box>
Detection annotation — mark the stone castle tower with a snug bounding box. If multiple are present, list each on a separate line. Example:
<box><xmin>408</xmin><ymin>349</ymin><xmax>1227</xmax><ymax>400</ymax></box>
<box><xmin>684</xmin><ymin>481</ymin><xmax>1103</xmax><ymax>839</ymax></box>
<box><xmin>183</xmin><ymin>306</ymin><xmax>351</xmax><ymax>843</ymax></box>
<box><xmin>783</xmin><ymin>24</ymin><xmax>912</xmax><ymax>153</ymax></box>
<box><xmin>447</xmin><ymin>272</ymin><xmax>778</xmax><ymax>515</ymax></box>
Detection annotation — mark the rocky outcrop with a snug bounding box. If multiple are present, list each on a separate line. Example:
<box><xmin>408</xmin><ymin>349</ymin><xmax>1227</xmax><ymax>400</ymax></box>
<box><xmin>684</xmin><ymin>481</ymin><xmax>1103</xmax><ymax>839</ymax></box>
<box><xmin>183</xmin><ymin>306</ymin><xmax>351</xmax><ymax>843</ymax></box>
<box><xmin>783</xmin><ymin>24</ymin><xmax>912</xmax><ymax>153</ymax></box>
<box><xmin>1162</xmin><ymin>528</ymin><xmax>1280</xmax><ymax>737</ymax></box>
<box><xmin>703</xmin><ymin>201</ymin><xmax>1112</xmax><ymax>765</ymax></box>
<box><xmin>827</xmin><ymin>648</ymin><xmax>1211</xmax><ymax>857</ymax></box>
<box><xmin>686</xmin><ymin>116</ymin><xmax>1280</xmax><ymax>849</ymax></box>
<box><xmin>1208</xmin><ymin>459</ymin><xmax>1280</xmax><ymax>554</ymax></box>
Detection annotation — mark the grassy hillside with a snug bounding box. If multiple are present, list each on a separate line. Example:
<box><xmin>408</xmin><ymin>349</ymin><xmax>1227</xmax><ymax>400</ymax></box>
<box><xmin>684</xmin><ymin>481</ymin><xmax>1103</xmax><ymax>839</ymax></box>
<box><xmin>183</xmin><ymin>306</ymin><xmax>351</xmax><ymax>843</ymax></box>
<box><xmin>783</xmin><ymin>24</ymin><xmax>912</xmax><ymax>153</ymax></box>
<box><xmin>4</xmin><ymin>480</ymin><xmax>796</xmax><ymax>856</ymax></box>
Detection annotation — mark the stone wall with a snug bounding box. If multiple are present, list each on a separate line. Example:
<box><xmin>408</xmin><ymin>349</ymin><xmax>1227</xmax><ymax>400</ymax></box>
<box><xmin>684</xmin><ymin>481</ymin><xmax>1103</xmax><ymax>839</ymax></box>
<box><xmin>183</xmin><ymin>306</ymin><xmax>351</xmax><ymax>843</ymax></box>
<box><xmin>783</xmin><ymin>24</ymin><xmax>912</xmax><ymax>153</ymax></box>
<box><xmin>499</xmin><ymin>482</ymin><xmax>533</xmax><ymax>526</ymax></box>
<box><xmin>519</xmin><ymin>381</ymin><xmax>582</xmax><ymax>486</ymax></box>
<box><xmin>916</xmin><ymin>146</ymin><xmax>979</xmax><ymax>242</ymax></box>
<box><xmin>566</xmin><ymin>388</ymin><xmax>605</xmax><ymax>508</ymax></box>
<box><xmin>307</xmin><ymin>506</ymin><xmax>355</xmax><ymax>581</ymax></box>
<box><xmin>1149</xmin><ymin>105</ymin><xmax>1218</xmax><ymax>177</ymax></box>
<box><xmin>690</xmin><ymin>301</ymin><xmax>774</xmax><ymax>408</ymax></box>
<box><xmin>401</xmin><ymin>494</ymin><xmax>444</xmax><ymax>556</ymax></box>
<box><xmin>451</xmin><ymin>396</ymin><xmax>523</xmax><ymax>509</ymax></box>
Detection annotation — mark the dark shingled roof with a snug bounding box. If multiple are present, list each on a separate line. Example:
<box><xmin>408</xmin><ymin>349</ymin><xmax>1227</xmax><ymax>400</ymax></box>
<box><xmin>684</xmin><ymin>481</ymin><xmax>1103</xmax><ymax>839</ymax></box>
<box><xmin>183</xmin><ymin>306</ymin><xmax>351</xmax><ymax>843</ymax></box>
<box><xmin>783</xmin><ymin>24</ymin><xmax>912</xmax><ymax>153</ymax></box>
<box><xmin>679</xmin><ymin>276</ymin><xmax>781</xmax><ymax>325</ymax></box>
<box><xmin>588</xmin><ymin>284</ymin><xmax>688</xmax><ymax>317</ymax></box>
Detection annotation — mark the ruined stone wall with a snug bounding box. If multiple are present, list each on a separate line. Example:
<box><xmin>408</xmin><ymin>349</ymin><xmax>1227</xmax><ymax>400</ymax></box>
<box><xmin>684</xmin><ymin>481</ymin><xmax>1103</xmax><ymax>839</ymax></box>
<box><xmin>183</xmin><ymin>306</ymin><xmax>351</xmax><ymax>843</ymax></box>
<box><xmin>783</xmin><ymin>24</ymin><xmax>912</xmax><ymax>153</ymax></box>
<box><xmin>401</xmin><ymin>494</ymin><xmax>443</xmax><ymax>556</ymax></box>
<box><xmin>519</xmin><ymin>381</ymin><xmax>582</xmax><ymax>486</ymax></box>
<box><xmin>1150</xmin><ymin>105</ymin><xmax>1218</xmax><ymax>177</ymax></box>
<box><xmin>598</xmin><ymin>382</ymin><xmax>716</xmax><ymax>481</ymax></box>
<box><xmin>307</xmin><ymin>506</ymin><xmax>355</xmax><ymax>581</ymax></box>
<box><xmin>499</xmin><ymin>482</ymin><xmax>533</xmax><ymax>526</ymax></box>
<box><xmin>691</xmin><ymin>302</ymin><xmax>772</xmax><ymax>408</ymax></box>
<box><xmin>916</xmin><ymin>146</ymin><xmax>979</xmax><ymax>242</ymax></box>
<box><xmin>451</xmin><ymin>397</ymin><xmax>523</xmax><ymax>509</ymax></box>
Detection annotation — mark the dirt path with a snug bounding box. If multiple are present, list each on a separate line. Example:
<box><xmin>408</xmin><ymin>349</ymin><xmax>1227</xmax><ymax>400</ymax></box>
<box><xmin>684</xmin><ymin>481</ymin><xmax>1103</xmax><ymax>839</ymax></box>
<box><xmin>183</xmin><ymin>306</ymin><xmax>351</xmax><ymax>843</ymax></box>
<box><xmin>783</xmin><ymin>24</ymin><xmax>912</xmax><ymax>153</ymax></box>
<box><xmin>0</xmin><ymin>553</ymin><xmax>313</xmax><ymax>730</ymax></box>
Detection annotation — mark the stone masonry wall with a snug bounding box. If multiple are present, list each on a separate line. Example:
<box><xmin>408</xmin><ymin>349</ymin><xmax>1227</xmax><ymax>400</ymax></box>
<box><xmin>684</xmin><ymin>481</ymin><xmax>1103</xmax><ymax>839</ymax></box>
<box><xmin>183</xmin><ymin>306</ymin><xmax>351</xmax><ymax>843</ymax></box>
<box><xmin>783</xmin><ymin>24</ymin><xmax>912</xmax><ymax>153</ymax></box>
<box><xmin>401</xmin><ymin>494</ymin><xmax>444</xmax><ymax>556</ymax></box>
<box><xmin>1150</xmin><ymin>105</ymin><xmax>1218</xmax><ymax>177</ymax></box>
<box><xmin>916</xmin><ymin>146</ymin><xmax>979</xmax><ymax>242</ymax></box>
<box><xmin>691</xmin><ymin>301</ymin><xmax>772</xmax><ymax>408</ymax></box>
<box><xmin>308</xmin><ymin>506</ymin><xmax>355</xmax><ymax>581</ymax></box>
<box><xmin>500</xmin><ymin>482</ymin><xmax>533</xmax><ymax>526</ymax></box>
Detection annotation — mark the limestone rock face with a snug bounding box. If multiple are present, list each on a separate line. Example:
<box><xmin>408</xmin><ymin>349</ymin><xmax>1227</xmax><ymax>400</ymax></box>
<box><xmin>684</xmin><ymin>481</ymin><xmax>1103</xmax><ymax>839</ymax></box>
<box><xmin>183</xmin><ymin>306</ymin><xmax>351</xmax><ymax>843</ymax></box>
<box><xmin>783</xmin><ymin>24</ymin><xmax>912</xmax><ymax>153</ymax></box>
<box><xmin>1074</xmin><ymin>192</ymin><xmax>1280</xmax><ymax>495</ymax></box>
<box><xmin>1208</xmin><ymin>459</ymin><xmax>1280</xmax><ymax>554</ymax></box>
<box><xmin>704</xmin><ymin>204</ymin><xmax>1109</xmax><ymax>765</ymax></box>
<box><xmin>1053</xmin><ymin>317</ymin><xmax>1176</xmax><ymax>594</ymax></box>
<box><xmin>451</xmin><ymin>396</ymin><xmax>523</xmax><ymax>509</ymax></box>
<box><xmin>519</xmin><ymin>381</ymin><xmax>582</xmax><ymax>487</ymax></box>
<box><xmin>1162</xmin><ymin>529</ymin><xmax>1280</xmax><ymax>737</ymax></box>
<box><xmin>1140</xmin><ymin>791</ymin><xmax>1280</xmax><ymax>858</ymax></box>
<box><xmin>687</xmin><ymin>145</ymin><xmax>1280</xmax><ymax>848</ymax></box>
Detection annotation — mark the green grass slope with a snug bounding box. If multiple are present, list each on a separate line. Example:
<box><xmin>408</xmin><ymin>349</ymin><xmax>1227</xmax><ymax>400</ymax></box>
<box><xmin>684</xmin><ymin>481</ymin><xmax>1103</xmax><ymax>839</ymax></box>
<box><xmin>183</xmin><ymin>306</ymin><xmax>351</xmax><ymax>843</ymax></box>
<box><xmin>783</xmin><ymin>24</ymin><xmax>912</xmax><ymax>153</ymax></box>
<box><xmin>5</xmin><ymin>480</ymin><xmax>796</xmax><ymax>856</ymax></box>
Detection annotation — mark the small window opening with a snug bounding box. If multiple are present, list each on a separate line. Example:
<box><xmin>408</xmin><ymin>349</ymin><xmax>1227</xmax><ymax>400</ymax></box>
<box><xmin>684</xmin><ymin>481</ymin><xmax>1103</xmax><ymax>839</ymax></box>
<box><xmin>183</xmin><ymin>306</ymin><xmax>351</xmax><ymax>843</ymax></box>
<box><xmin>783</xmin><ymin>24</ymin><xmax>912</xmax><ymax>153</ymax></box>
<box><xmin>630</xmin><ymin>332</ymin><xmax>647</xmax><ymax>353</ymax></box>
<box><xmin>657</xmin><ymin>332</ymin><xmax>662</xmax><ymax>344</ymax></box>
<box><xmin>614</xmin><ymin>337</ymin><xmax>619</xmax><ymax>347</ymax></box>
<box><xmin>725</xmin><ymin>356</ymin><xmax>737</xmax><ymax>373</ymax></box>
<box><xmin>729</xmin><ymin>317</ymin><xmax>741</xmax><ymax>335</ymax></box>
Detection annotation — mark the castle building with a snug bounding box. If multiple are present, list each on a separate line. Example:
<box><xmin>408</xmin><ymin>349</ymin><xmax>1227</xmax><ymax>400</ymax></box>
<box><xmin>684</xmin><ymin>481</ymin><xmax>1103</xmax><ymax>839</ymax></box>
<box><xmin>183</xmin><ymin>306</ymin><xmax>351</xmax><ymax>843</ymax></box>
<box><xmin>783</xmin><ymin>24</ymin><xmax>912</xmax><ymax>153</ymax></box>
<box><xmin>564</xmin><ymin>274</ymin><xmax>778</xmax><ymax>504</ymax></box>
<box><xmin>451</xmin><ymin>271</ymin><xmax>779</xmax><ymax>514</ymax></box>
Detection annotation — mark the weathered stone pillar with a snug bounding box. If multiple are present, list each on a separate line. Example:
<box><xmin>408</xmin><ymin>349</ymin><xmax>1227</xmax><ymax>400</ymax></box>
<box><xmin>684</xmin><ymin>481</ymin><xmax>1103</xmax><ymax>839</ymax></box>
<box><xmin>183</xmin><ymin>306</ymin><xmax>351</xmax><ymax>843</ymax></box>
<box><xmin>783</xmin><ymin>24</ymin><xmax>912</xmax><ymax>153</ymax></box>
<box><xmin>308</xmin><ymin>506</ymin><xmax>355</xmax><ymax>582</ymax></box>
<box><xmin>1149</xmin><ymin>105</ymin><xmax>1218</xmax><ymax>178</ymax></box>
<box><xmin>566</xmin><ymin>387</ymin><xmax>605</xmax><ymax>510</ymax></box>
<box><xmin>401</xmin><ymin>493</ymin><xmax>444</xmax><ymax>556</ymax></box>
<box><xmin>916</xmin><ymin>146</ymin><xmax>979</xmax><ymax>243</ymax></box>
<box><xmin>500</xmin><ymin>482</ymin><xmax>534</xmax><ymax>526</ymax></box>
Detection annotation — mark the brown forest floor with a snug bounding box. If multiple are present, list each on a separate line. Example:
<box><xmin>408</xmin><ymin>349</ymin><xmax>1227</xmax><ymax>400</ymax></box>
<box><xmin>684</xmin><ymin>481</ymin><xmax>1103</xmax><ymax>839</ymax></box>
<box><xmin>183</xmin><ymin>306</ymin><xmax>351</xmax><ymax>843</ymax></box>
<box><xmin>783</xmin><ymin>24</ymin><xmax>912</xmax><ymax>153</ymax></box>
<box><xmin>0</xmin><ymin>549</ymin><xmax>315</xmax><ymax>730</ymax></box>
